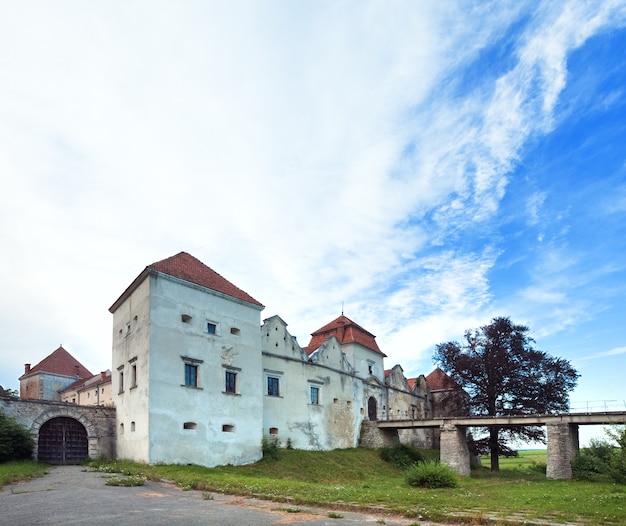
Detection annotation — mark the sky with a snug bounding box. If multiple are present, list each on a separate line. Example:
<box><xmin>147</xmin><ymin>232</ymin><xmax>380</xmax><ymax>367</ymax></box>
<box><xmin>1</xmin><ymin>1</ymin><xmax>625</xmax><ymax>446</ymax></box>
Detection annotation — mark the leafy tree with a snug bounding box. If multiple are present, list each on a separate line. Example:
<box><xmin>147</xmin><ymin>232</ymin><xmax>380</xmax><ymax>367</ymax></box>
<box><xmin>0</xmin><ymin>408</ymin><xmax>35</xmax><ymax>462</ymax></box>
<box><xmin>434</xmin><ymin>316</ymin><xmax>579</xmax><ymax>471</ymax></box>
<box><xmin>0</xmin><ymin>385</ymin><xmax>19</xmax><ymax>399</ymax></box>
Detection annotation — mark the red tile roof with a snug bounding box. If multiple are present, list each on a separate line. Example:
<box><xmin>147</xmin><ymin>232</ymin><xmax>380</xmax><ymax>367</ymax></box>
<box><xmin>60</xmin><ymin>371</ymin><xmax>111</xmax><ymax>392</ymax></box>
<box><xmin>305</xmin><ymin>315</ymin><xmax>386</xmax><ymax>356</ymax></box>
<box><xmin>110</xmin><ymin>252</ymin><xmax>264</xmax><ymax>312</ymax></box>
<box><xmin>425</xmin><ymin>367</ymin><xmax>460</xmax><ymax>391</ymax></box>
<box><xmin>19</xmin><ymin>346</ymin><xmax>93</xmax><ymax>380</ymax></box>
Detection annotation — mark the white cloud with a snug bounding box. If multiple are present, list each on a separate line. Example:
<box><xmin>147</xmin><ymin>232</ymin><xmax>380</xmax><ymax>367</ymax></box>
<box><xmin>579</xmin><ymin>346</ymin><xmax>626</xmax><ymax>361</ymax></box>
<box><xmin>1</xmin><ymin>1</ymin><xmax>626</xmax><ymax>391</ymax></box>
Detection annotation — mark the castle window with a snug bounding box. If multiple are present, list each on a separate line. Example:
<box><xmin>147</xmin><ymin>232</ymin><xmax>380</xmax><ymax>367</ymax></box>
<box><xmin>118</xmin><ymin>371</ymin><xmax>124</xmax><ymax>394</ymax></box>
<box><xmin>222</xmin><ymin>424</ymin><xmax>234</xmax><ymax>432</ymax></box>
<box><xmin>131</xmin><ymin>363</ymin><xmax>137</xmax><ymax>388</ymax></box>
<box><xmin>181</xmin><ymin>314</ymin><xmax>192</xmax><ymax>323</ymax></box>
<box><xmin>181</xmin><ymin>356</ymin><xmax>203</xmax><ymax>388</ymax></box>
<box><xmin>225</xmin><ymin>371</ymin><xmax>237</xmax><ymax>394</ymax></box>
<box><xmin>269</xmin><ymin>427</ymin><xmax>279</xmax><ymax>435</ymax></box>
<box><xmin>267</xmin><ymin>376</ymin><xmax>280</xmax><ymax>397</ymax></box>
<box><xmin>184</xmin><ymin>363</ymin><xmax>198</xmax><ymax>388</ymax></box>
<box><xmin>183</xmin><ymin>422</ymin><xmax>197</xmax><ymax>430</ymax></box>
<box><xmin>131</xmin><ymin>421</ymin><xmax>135</xmax><ymax>432</ymax></box>
<box><xmin>310</xmin><ymin>386</ymin><xmax>320</xmax><ymax>405</ymax></box>
<box><xmin>230</xmin><ymin>327</ymin><xmax>240</xmax><ymax>335</ymax></box>
<box><xmin>207</xmin><ymin>321</ymin><xmax>218</xmax><ymax>335</ymax></box>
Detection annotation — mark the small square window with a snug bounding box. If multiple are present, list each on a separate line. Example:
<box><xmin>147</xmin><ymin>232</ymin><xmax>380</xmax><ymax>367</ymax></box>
<box><xmin>225</xmin><ymin>371</ymin><xmax>237</xmax><ymax>394</ymax></box>
<box><xmin>267</xmin><ymin>376</ymin><xmax>280</xmax><ymax>397</ymax></box>
<box><xmin>207</xmin><ymin>322</ymin><xmax>217</xmax><ymax>335</ymax></box>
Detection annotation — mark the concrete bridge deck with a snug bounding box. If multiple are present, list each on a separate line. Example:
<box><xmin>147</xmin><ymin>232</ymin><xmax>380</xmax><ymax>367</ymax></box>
<box><xmin>377</xmin><ymin>411</ymin><xmax>626</xmax><ymax>428</ymax></box>
<box><xmin>377</xmin><ymin>411</ymin><xmax>626</xmax><ymax>480</ymax></box>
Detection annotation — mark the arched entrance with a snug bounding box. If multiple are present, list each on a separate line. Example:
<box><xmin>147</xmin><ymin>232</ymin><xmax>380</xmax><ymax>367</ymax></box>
<box><xmin>367</xmin><ymin>396</ymin><xmax>378</xmax><ymax>421</ymax></box>
<box><xmin>38</xmin><ymin>417</ymin><xmax>88</xmax><ymax>464</ymax></box>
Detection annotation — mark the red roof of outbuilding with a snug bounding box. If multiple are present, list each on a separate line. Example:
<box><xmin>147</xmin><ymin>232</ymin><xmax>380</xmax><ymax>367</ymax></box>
<box><xmin>304</xmin><ymin>315</ymin><xmax>386</xmax><ymax>356</ymax></box>
<box><xmin>425</xmin><ymin>367</ymin><xmax>460</xmax><ymax>391</ymax></box>
<box><xmin>110</xmin><ymin>252</ymin><xmax>264</xmax><ymax>312</ymax></box>
<box><xmin>19</xmin><ymin>346</ymin><xmax>93</xmax><ymax>380</ymax></box>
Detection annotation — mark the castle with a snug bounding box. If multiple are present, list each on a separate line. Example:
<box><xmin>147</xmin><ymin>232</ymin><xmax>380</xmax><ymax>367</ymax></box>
<box><xmin>108</xmin><ymin>251</ymin><xmax>465</xmax><ymax>467</ymax></box>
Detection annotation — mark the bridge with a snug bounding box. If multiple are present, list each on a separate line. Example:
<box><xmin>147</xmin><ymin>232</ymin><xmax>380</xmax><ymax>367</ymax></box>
<box><xmin>0</xmin><ymin>397</ymin><xmax>115</xmax><ymax>464</ymax></box>
<box><xmin>377</xmin><ymin>411</ymin><xmax>626</xmax><ymax>479</ymax></box>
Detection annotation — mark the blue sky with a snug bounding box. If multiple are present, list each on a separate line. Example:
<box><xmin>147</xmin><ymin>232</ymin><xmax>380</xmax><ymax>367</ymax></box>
<box><xmin>1</xmin><ymin>1</ymin><xmax>625</xmax><ymax>445</ymax></box>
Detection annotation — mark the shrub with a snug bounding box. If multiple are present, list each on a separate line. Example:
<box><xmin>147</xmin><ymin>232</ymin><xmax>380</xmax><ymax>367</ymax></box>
<box><xmin>380</xmin><ymin>444</ymin><xmax>424</xmax><ymax>470</ymax></box>
<box><xmin>572</xmin><ymin>435</ymin><xmax>626</xmax><ymax>484</ymax></box>
<box><xmin>262</xmin><ymin>435</ymin><xmax>281</xmax><ymax>460</ymax></box>
<box><xmin>0</xmin><ymin>409</ymin><xmax>35</xmax><ymax>463</ymax></box>
<box><xmin>405</xmin><ymin>461</ymin><xmax>458</xmax><ymax>488</ymax></box>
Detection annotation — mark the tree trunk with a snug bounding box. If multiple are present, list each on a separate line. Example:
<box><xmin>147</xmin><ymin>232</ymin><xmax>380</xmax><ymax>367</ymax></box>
<box><xmin>489</xmin><ymin>427</ymin><xmax>500</xmax><ymax>472</ymax></box>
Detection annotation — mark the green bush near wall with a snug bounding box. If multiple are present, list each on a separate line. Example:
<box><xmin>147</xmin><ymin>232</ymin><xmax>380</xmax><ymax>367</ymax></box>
<box><xmin>0</xmin><ymin>409</ymin><xmax>35</xmax><ymax>463</ymax></box>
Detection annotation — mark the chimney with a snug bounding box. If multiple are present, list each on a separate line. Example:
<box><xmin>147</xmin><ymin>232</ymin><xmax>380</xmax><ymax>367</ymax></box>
<box><xmin>24</xmin><ymin>363</ymin><xmax>31</xmax><ymax>374</ymax></box>
<box><xmin>100</xmin><ymin>371</ymin><xmax>106</xmax><ymax>381</ymax></box>
<box><xmin>74</xmin><ymin>365</ymin><xmax>80</xmax><ymax>377</ymax></box>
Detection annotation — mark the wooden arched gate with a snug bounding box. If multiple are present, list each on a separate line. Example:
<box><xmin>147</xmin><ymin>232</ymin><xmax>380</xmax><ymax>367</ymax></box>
<box><xmin>37</xmin><ymin>417</ymin><xmax>88</xmax><ymax>464</ymax></box>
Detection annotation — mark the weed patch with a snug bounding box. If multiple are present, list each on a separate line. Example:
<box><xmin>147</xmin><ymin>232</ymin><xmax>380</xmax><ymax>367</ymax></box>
<box><xmin>104</xmin><ymin>475</ymin><xmax>145</xmax><ymax>487</ymax></box>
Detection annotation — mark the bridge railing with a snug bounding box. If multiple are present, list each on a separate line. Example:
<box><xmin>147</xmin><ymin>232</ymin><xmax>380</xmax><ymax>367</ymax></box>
<box><xmin>569</xmin><ymin>400</ymin><xmax>626</xmax><ymax>413</ymax></box>
<box><xmin>374</xmin><ymin>400</ymin><xmax>626</xmax><ymax>422</ymax></box>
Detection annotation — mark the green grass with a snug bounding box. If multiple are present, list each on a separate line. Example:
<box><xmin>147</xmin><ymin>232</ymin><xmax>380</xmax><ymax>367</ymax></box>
<box><xmin>0</xmin><ymin>460</ymin><xmax>49</xmax><ymax>487</ymax></box>
<box><xmin>485</xmin><ymin>449</ymin><xmax>547</xmax><ymax>469</ymax></box>
<box><xmin>85</xmin><ymin>449</ymin><xmax>626</xmax><ymax>524</ymax></box>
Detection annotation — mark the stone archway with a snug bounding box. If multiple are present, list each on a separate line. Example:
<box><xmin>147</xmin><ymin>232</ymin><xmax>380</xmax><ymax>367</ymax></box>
<box><xmin>31</xmin><ymin>407</ymin><xmax>99</xmax><ymax>462</ymax></box>
<box><xmin>367</xmin><ymin>396</ymin><xmax>378</xmax><ymax>421</ymax></box>
<box><xmin>38</xmin><ymin>417</ymin><xmax>88</xmax><ymax>464</ymax></box>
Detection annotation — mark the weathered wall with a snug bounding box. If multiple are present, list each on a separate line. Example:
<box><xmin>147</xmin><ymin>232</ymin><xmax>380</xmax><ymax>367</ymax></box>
<box><xmin>359</xmin><ymin>420</ymin><xmax>398</xmax><ymax>448</ymax></box>
<box><xmin>261</xmin><ymin>316</ymin><xmax>364</xmax><ymax>450</ymax></box>
<box><xmin>113</xmin><ymin>272</ymin><xmax>264</xmax><ymax>467</ymax></box>
<box><xmin>20</xmin><ymin>372</ymin><xmax>79</xmax><ymax>401</ymax></box>
<box><xmin>0</xmin><ymin>398</ymin><xmax>116</xmax><ymax>459</ymax></box>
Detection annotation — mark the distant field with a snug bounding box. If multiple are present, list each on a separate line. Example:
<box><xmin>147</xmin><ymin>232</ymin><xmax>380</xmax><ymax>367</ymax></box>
<box><xmin>481</xmin><ymin>449</ymin><xmax>547</xmax><ymax>469</ymax></box>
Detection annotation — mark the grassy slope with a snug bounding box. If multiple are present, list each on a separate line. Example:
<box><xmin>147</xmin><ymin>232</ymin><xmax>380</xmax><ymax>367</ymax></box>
<box><xmin>86</xmin><ymin>449</ymin><xmax>626</xmax><ymax>525</ymax></box>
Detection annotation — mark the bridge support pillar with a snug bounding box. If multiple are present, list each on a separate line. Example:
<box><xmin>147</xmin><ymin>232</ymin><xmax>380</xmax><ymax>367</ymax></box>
<box><xmin>440</xmin><ymin>423</ymin><xmax>470</xmax><ymax>476</ymax></box>
<box><xmin>547</xmin><ymin>423</ymin><xmax>579</xmax><ymax>479</ymax></box>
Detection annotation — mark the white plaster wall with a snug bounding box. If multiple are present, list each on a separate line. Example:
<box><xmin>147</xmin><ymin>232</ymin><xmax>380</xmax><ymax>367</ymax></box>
<box><xmin>261</xmin><ymin>318</ymin><xmax>364</xmax><ymax>450</ymax></box>
<box><xmin>111</xmin><ymin>277</ymin><xmax>151</xmax><ymax>463</ymax></box>
<box><xmin>341</xmin><ymin>342</ymin><xmax>385</xmax><ymax>382</ymax></box>
<box><xmin>146</xmin><ymin>273</ymin><xmax>263</xmax><ymax>467</ymax></box>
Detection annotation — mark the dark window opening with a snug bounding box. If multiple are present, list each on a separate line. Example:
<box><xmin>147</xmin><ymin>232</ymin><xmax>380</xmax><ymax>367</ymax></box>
<box><xmin>184</xmin><ymin>363</ymin><xmax>198</xmax><ymax>387</ymax></box>
<box><xmin>225</xmin><ymin>371</ymin><xmax>236</xmax><ymax>394</ymax></box>
<box><xmin>267</xmin><ymin>376</ymin><xmax>280</xmax><ymax>397</ymax></box>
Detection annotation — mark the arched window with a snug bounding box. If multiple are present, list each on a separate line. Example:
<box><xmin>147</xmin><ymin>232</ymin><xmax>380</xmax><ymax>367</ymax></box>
<box><xmin>367</xmin><ymin>396</ymin><xmax>378</xmax><ymax>421</ymax></box>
